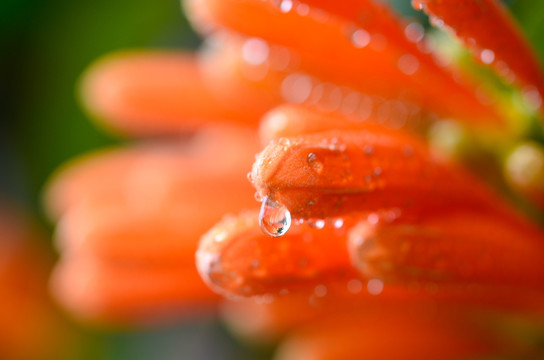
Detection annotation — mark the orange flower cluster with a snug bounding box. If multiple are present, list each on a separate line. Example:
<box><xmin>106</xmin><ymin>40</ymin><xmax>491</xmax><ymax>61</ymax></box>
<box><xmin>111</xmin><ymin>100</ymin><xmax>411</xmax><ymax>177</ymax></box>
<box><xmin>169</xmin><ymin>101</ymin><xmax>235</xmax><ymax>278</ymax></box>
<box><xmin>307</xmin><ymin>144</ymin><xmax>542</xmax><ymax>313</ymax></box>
<box><xmin>46</xmin><ymin>0</ymin><xmax>544</xmax><ymax>358</ymax></box>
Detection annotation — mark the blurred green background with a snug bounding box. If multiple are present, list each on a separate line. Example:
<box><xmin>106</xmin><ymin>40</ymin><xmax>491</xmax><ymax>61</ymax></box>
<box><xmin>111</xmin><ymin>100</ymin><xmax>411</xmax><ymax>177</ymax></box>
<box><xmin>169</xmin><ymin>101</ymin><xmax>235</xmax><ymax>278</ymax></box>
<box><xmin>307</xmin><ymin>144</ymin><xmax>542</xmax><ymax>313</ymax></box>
<box><xmin>1</xmin><ymin>0</ymin><xmax>544</xmax><ymax>359</ymax></box>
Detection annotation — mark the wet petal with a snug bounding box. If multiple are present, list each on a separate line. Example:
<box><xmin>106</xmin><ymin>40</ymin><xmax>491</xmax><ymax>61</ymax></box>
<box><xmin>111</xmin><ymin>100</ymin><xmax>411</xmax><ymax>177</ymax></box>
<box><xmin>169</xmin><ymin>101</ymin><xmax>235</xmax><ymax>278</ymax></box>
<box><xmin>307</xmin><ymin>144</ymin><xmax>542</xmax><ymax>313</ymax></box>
<box><xmin>44</xmin><ymin>125</ymin><xmax>257</xmax><ymax>219</ymax></box>
<box><xmin>275</xmin><ymin>311</ymin><xmax>505</xmax><ymax>360</ymax></box>
<box><xmin>413</xmin><ymin>0</ymin><xmax>544</xmax><ymax>109</ymax></box>
<box><xmin>251</xmin><ymin>125</ymin><xmax>522</xmax><ymax>225</ymax></box>
<box><xmin>259</xmin><ymin>104</ymin><xmax>421</xmax><ymax>145</ymax></box>
<box><xmin>51</xmin><ymin>254</ymin><xmax>219</xmax><ymax>325</ymax></box>
<box><xmin>196</xmin><ymin>211</ymin><xmax>356</xmax><ymax>297</ymax></box>
<box><xmin>80</xmin><ymin>52</ymin><xmax>263</xmax><ymax>135</ymax></box>
<box><xmin>348</xmin><ymin>212</ymin><xmax>544</xmax><ymax>287</ymax></box>
<box><xmin>185</xmin><ymin>0</ymin><xmax>502</xmax><ymax>125</ymax></box>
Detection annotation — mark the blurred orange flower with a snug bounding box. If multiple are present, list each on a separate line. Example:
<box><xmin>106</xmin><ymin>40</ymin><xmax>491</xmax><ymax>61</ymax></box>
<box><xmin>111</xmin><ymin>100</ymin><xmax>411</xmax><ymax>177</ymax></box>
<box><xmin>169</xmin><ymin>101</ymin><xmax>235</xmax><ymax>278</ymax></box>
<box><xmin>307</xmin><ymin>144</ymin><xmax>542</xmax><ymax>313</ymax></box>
<box><xmin>46</xmin><ymin>0</ymin><xmax>544</xmax><ymax>358</ymax></box>
<box><xmin>0</xmin><ymin>202</ymin><xmax>68</xmax><ymax>360</ymax></box>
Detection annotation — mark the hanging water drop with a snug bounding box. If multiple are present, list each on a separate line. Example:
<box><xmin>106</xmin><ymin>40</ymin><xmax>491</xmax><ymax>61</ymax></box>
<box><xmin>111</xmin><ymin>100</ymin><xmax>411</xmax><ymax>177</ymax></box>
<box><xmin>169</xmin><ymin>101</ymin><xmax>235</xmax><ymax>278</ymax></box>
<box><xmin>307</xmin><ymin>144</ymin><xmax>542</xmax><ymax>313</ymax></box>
<box><xmin>259</xmin><ymin>196</ymin><xmax>291</xmax><ymax>237</ymax></box>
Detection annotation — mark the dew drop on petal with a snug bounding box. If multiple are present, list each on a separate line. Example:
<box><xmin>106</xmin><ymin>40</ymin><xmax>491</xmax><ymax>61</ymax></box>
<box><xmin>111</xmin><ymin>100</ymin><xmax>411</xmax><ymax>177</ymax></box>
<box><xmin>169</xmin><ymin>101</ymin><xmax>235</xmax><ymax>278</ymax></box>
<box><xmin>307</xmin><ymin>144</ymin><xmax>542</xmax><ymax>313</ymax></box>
<box><xmin>480</xmin><ymin>49</ymin><xmax>495</xmax><ymax>65</ymax></box>
<box><xmin>333</xmin><ymin>218</ymin><xmax>344</xmax><ymax>229</ymax></box>
<box><xmin>404</xmin><ymin>22</ymin><xmax>424</xmax><ymax>43</ymax></box>
<box><xmin>242</xmin><ymin>38</ymin><xmax>269</xmax><ymax>65</ymax></box>
<box><xmin>347</xmin><ymin>279</ymin><xmax>363</xmax><ymax>293</ymax></box>
<box><xmin>351</xmin><ymin>28</ymin><xmax>371</xmax><ymax>48</ymax></box>
<box><xmin>259</xmin><ymin>196</ymin><xmax>291</xmax><ymax>237</ymax></box>
<box><xmin>307</xmin><ymin>218</ymin><xmax>325</xmax><ymax>229</ymax></box>
<box><xmin>411</xmin><ymin>0</ymin><xmax>426</xmax><ymax>11</ymax></box>
<box><xmin>367</xmin><ymin>278</ymin><xmax>384</xmax><ymax>295</ymax></box>
<box><xmin>307</xmin><ymin>152</ymin><xmax>324</xmax><ymax>173</ymax></box>
<box><xmin>279</xmin><ymin>0</ymin><xmax>293</xmax><ymax>13</ymax></box>
<box><xmin>314</xmin><ymin>284</ymin><xmax>327</xmax><ymax>297</ymax></box>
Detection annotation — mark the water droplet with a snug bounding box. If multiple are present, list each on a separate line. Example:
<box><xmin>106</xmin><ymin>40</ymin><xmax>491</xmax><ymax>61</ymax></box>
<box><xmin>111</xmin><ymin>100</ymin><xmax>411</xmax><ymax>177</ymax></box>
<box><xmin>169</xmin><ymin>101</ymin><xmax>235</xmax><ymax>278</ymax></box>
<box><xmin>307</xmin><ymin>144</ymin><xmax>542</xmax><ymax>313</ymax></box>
<box><xmin>367</xmin><ymin>213</ymin><xmax>380</xmax><ymax>225</ymax></box>
<box><xmin>279</xmin><ymin>0</ymin><xmax>293</xmax><ymax>13</ymax></box>
<box><xmin>242</xmin><ymin>38</ymin><xmax>269</xmax><ymax>65</ymax></box>
<box><xmin>254</xmin><ymin>191</ymin><xmax>263</xmax><ymax>201</ymax></box>
<box><xmin>340</xmin><ymin>91</ymin><xmax>360</xmax><ymax>115</ymax></box>
<box><xmin>259</xmin><ymin>196</ymin><xmax>291</xmax><ymax>237</ymax></box>
<box><xmin>523</xmin><ymin>86</ymin><xmax>542</xmax><ymax>110</ymax></box>
<box><xmin>411</xmin><ymin>0</ymin><xmax>426</xmax><ymax>11</ymax></box>
<box><xmin>367</xmin><ymin>278</ymin><xmax>384</xmax><ymax>295</ymax></box>
<box><xmin>429</xmin><ymin>15</ymin><xmax>444</xmax><ymax>28</ymax></box>
<box><xmin>296</xmin><ymin>3</ymin><xmax>310</xmax><ymax>16</ymax></box>
<box><xmin>404</xmin><ymin>22</ymin><xmax>424</xmax><ymax>43</ymax></box>
<box><xmin>281</xmin><ymin>73</ymin><xmax>313</xmax><ymax>104</ymax></box>
<box><xmin>307</xmin><ymin>218</ymin><xmax>325</xmax><ymax>229</ymax></box>
<box><xmin>351</xmin><ymin>28</ymin><xmax>371</xmax><ymax>48</ymax></box>
<box><xmin>307</xmin><ymin>152</ymin><xmax>324</xmax><ymax>173</ymax></box>
<box><xmin>373</xmin><ymin>167</ymin><xmax>382</xmax><ymax>177</ymax></box>
<box><xmin>333</xmin><ymin>218</ymin><xmax>344</xmax><ymax>228</ymax></box>
<box><xmin>480</xmin><ymin>49</ymin><xmax>495</xmax><ymax>64</ymax></box>
<box><xmin>347</xmin><ymin>279</ymin><xmax>363</xmax><ymax>293</ymax></box>
<box><xmin>314</xmin><ymin>284</ymin><xmax>327</xmax><ymax>297</ymax></box>
<box><xmin>398</xmin><ymin>54</ymin><xmax>419</xmax><ymax>75</ymax></box>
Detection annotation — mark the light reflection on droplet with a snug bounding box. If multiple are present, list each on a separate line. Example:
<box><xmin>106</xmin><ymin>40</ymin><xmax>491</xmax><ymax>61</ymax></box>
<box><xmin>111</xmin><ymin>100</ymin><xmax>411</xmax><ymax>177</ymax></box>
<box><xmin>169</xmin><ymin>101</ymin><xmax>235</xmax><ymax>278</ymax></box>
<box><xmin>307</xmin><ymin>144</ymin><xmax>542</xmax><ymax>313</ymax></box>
<box><xmin>367</xmin><ymin>213</ymin><xmax>379</xmax><ymax>225</ymax></box>
<box><xmin>307</xmin><ymin>152</ymin><xmax>324</xmax><ymax>173</ymax></box>
<box><xmin>314</xmin><ymin>284</ymin><xmax>327</xmax><ymax>297</ymax></box>
<box><xmin>398</xmin><ymin>54</ymin><xmax>419</xmax><ymax>75</ymax></box>
<box><xmin>340</xmin><ymin>91</ymin><xmax>360</xmax><ymax>115</ymax></box>
<box><xmin>279</xmin><ymin>0</ymin><xmax>293</xmax><ymax>13</ymax></box>
<box><xmin>480</xmin><ymin>49</ymin><xmax>495</xmax><ymax>64</ymax></box>
<box><xmin>333</xmin><ymin>218</ymin><xmax>344</xmax><ymax>229</ymax></box>
<box><xmin>242</xmin><ymin>38</ymin><xmax>269</xmax><ymax>65</ymax></box>
<box><xmin>296</xmin><ymin>3</ymin><xmax>310</xmax><ymax>16</ymax></box>
<box><xmin>404</xmin><ymin>22</ymin><xmax>424</xmax><ymax>43</ymax></box>
<box><xmin>411</xmin><ymin>0</ymin><xmax>426</xmax><ymax>11</ymax></box>
<box><xmin>281</xmin><ymin>73</ymin><xmax>313</xmax><ymax>104</ymax></box>
<box><xmin>259</xmin><ymin>196</ymin><xmax>291</xmax><ymax>237</ymax></box>
<box><xmin>351</xmin><ymin>29</ymin><xmax>371</xmax><ymax>48</ymax></box>
<box><xmin>307</xmin><ymin>218</ymin><xmax>325</xmax><ymax>229</ymax></box>
<box><xmin>347</xmin><ymin>279</ymin><xmax>363</xmax><ymax>294</ymax></box>
<box><xmin>523</xmin><ymin>86</ymin><xmax>542</xmax><ymax>110</ymax></box>
<box><xmin>367</xmin><ymin>278</ymin><xmax>384</xmax><ymax>295</ymax></box>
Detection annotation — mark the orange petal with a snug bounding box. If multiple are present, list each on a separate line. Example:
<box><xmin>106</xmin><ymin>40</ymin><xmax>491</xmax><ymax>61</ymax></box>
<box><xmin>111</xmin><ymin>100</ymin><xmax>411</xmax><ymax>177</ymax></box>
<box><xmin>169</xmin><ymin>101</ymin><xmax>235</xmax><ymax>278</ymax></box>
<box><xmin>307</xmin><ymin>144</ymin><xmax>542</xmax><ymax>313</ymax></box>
<box><xmin>51</xmin><ymin>254</ymin><xmax>218</xmax><ymax>325</ymax></box>
<box><xmin>275</xmin><ymin>311</ymin><xmax>505</xmax><ymax>360</ymax></box>
<box><xmin>199</xmin><ymin>34</ymin><xmax>286</xmax><ymax>116</ymax></box>
<box><xmin>197</xmin><ymin>211</ymin><xmax>356</xmax><ymax>297</ymax></box>
<box><xmin>259</xmin><ymin>104</ymin><xmax>424</xmax><ymax>145</ymax></box>
<box><xmin>251</xmin><ymin>127</ymin><xmax>523</xmax><ymax>226</ymax></box>
<box><xmin>348</xmin><ymin>212</ymin><xmax>544</xmax><ymax>287</ymax></box>
<box><xmin>413</xmin><ymin>0</ymin><xmax>544</xmax><ymax>108</ymax></box>
<box><xmin>185</xmin><ymin>0</ymin><xmax>502</xmax><ymax>125</ymax></box>
<box><xmin>0</xmin><ymin>204</ymin><xmax>67</xmax><ymax>359</ymax></box>
<box><xmin>44</xmin><ymin>125</ymin><xmax>257</xmax><ymax>219</ymax></box>
<box><xmin>80</xmin><ymin>52</ymin><xmax>262</xmax><ymax>135</ymax></box>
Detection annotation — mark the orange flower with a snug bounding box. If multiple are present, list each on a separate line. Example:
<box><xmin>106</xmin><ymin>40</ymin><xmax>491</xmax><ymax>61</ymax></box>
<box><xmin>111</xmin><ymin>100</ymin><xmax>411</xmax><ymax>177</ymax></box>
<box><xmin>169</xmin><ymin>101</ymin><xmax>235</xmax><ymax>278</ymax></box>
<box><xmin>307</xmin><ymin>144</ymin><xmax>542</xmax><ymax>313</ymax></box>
<box><xmin>0</xmin><ymin>202</ymin><xmax>69</xmax><ymax>360</ymax></box>
<box><xmin>47</xmin><ymin>0</ymin><xmax>544</xmax><ymax>358</ymax></box>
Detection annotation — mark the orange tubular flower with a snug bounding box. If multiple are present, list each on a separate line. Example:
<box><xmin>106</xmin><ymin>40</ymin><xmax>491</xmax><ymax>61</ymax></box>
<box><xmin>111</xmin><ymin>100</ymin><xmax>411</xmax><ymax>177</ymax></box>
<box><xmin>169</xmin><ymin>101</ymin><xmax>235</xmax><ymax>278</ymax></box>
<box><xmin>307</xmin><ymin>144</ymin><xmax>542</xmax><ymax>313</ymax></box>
<box><xmin>47</xmin><ymin>0</ymin><xmax>544</xmax><ymax>358</ymax></box>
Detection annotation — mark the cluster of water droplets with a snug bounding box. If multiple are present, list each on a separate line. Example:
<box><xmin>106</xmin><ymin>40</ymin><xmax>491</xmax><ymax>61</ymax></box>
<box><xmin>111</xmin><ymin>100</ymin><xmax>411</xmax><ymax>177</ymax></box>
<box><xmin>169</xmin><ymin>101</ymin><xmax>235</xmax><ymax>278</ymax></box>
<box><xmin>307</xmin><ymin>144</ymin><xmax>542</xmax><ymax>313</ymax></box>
<box><xmin>280</xmin><ymin>71</ymin><xmax>422</xmax><ymax>129</ymax></box>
